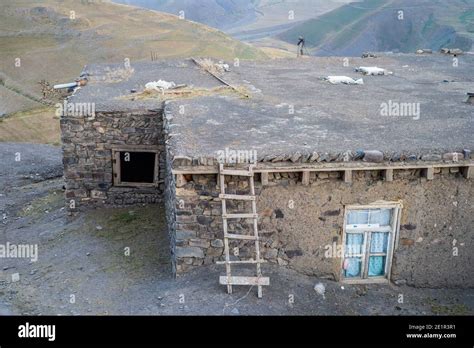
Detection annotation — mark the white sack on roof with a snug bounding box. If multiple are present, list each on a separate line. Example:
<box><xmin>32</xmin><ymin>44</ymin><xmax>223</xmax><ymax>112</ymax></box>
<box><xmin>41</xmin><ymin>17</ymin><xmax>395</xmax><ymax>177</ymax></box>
<box><xmin>216</xmin><ymin>61</ymin><xmax>230</xmax><ymax>72</ymax></box>
<box><xmin>355</xmin><ymin>66</ymin><xmax>393</xmax><ymax>76</ymax></box>
<box><xmin>145</xmin><ymin>80</ymin><xmax>176</xmax><ymax>91</ymax></box>
<box><xmin>325</xmin><ymin>76</ymin><xmax>364</xmax><ymax>85</ymax></box>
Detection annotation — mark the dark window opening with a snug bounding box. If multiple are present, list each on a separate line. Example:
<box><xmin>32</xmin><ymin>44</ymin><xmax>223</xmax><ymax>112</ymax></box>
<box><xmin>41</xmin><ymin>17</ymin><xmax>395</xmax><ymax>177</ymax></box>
<box><xmin>120</xmin><ymin>152</ymin><xmax>156</xmax><ymax>184</ymax></box>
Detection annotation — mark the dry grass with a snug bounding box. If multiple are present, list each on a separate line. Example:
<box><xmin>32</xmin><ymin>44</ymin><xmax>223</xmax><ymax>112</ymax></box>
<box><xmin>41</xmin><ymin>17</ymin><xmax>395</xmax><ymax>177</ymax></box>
<box><xmin>122</xmin><ymin>85</ymin><xmax>250</xmax><ymax>102</ymax></box>
<box><xmin>194</xmin><ymin>58</ymin><xmax>226</xmax><ymax>76</ymax></box>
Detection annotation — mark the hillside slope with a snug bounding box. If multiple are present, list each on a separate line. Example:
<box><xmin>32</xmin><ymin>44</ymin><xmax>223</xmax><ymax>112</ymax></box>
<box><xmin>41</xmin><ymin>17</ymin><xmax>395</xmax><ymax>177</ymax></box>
<box><xmin>114</xmin><ymin>0</ymin><xmax>258</xmax><ymax>30</ymax></box>
<box><xmin>278</xmin><ymin>0</ymin><xmax>474</xmax><ymax>56</ymax></box>
<box><xmin>0</xmin><ymin>0</ymin><xmax>266</xmax><ymax>115</ymax></box>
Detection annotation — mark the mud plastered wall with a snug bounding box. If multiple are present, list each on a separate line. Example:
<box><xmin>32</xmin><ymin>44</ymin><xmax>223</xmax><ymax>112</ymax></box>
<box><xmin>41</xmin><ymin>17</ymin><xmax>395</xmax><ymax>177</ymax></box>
<box><xmin>174</xmin><ymin>169</ymin><xmax>473</xmax><ymax>288</ymax></box>
<box><xmin>61</xmin><ymin>110</ymin><xmax>166</xmax><ymax>209</ymax></box>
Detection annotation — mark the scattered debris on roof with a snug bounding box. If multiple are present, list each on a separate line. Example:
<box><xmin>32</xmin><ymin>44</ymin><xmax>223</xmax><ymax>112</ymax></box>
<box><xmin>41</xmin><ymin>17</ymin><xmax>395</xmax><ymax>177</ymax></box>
<box><xmin>355</xmin><ymin>66</ymin><xmax>393</xmax><ymax>76</ymax></box>
<box><xmin>361</xmin><ymin>52</ymin><xmax>377</xmax><ymax>58</ymax></box>
<box><xmin>467</xmin><ymin>93</ymin><xmax>474</xmax><ymax>104</ymax></box>
<box><xmin>416</xmin><ymin>49</ymin><xmax>433</xmax><ymax>54</ymax></box>
<box><xmin>53</xmin><ymin>82</ymin><xmax>78</xmax><ymax>90</ymax></box>
<box><xmin>324</xmin><ymin>76</ymin><xmax>364</xmax><ymax>85</ymax></box>
<box><xmin>145</xmin><ymin>80</ymin><xmax>177</xmax><ymax>91</ymax></box>
<box><xmin>193</xmin><ymin>58</ymin><xmax>230</xmax><ymax>76</ymax></box>
<box><xmin>441</xmin><ymin>48</ymin><xmax>464</xmax><ymax>55</ymax></box>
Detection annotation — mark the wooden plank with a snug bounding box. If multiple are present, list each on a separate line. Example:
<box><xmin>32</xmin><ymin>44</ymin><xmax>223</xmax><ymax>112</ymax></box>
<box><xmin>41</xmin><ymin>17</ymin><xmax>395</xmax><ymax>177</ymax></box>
<box><xmin>423</xmin><ymin>167</ymin><xmax>434</xmax><ymax>180</ymax></box>
<box><xmin>113</xmin><ymin>150</ymin><xmax>120</xmax><ymax>186</ymax></box>
<box><xmin>219</xmin><ymin>276</ymin><xmax>270</xmax><ymax>286</ymax></box>
<box><xmin>225</xmin><ymin>233</ymin><xmax>258</xmax><ymax>241</ymax></box>
<box><xmin>343</xmin><ymin>169</ymin><xmax>352</xmax><ymax>183</ymax></box>
<box><xmin>216</xmin><ymin>260</ymin><xmax>265</xmax><ymax>265</ymax></box>
<box><xmin>462</xmin><ymin>166</ymin><xmax>473</xmax><ymax>179</ymax></box>
<box><xmin>302</xmin><ymin>171</ymin><xmax>310</xmax><ymax>186</ymax></box>
<box><xmin>219</xmin><ymin>164</ymin><xmax>232</xmax><ymax>294</ymax></box>
<box><xmin>219</xmin><ymin>194</ymin><xmax>255</xmax><ymax>201</ymax></box>
<box><xmin>384</xmin><ymin>169</ymin><xmax>394</xmax><ymax>182</ymax></box>
<box><xmin>261</xmin><ymin>172</ymin><xmax>269</xmax><ymax>186</ymax></box>
<box><xmin>222</xmin><ymin>213</ymin><xmax>258</xmax><ymax>219</ymax></box>
<box><xmin>219</xmin><ymin>169</ymin><xmax>253</xmax><ymax>177</ymax></box>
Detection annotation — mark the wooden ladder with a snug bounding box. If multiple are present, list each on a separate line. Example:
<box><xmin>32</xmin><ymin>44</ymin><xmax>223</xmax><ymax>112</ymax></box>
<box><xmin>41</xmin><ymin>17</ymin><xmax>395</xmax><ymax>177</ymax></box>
<box><xmin>217</xmin><ymin>163</ymin><xmax>269</xmax><ymax>298</ymax></box>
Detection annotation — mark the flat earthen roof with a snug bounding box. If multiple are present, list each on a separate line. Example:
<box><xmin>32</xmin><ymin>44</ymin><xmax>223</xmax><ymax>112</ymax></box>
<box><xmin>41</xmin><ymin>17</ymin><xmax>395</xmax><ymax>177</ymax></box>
<box><xmin>71</xmin><ymin>54</ymin><xmax>474</xmax><ymax>162</ymax></box>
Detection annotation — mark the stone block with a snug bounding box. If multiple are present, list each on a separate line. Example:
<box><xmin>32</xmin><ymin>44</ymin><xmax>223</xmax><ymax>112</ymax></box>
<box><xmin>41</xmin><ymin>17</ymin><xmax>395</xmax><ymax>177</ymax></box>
<box><xmin>211</xmin><ymin>239</ymin><xmax>224</xmax><ymax>248</ymax></box>
<box><xmin>176</xmin><ymin>230</ymin><xmax>196</xmax><ymax>240</ymax></box>
<box><xmin>189</xmin><ymin>239</ymin><xmax>210</xmax><ymax>248</ymax></box>
<box><xmin>175</xmin><ymin>247</ymin><xmax>204</xmax><ymax>259</ymax></box>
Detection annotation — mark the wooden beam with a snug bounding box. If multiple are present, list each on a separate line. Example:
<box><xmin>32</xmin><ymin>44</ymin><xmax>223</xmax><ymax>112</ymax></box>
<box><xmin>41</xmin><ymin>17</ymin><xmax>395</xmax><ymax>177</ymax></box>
<box><xmin>384</xmin><ymin>169</ymin><xmax>394</xmax><ymax>182</ymax></box>
<box><xmin>219</xmin><ymin>169</ymin><xmax>253</xmax><ymax>177</ymax></box>
<box><xmin>261</xmin><ymin>172</ymin><xmax>269</xmax><ymax>186</ymax></box>
<box><xmin>219</xmin><ymin>276</ymin><xmax>270</xmax><ymax>286</ymax></box>
<box><xmin>423</xmin><ymin>167</ymin><xmax>434</xmax><ymax>180</ymax></box>
<box><xmin>302</xmin><ymin>171</ymin><xmax>310</xmax><ymax>186</ymax></box>
<box><xmin>462</xmin><ymin>166</ymin><xmax>473</xmax><ymax>179</ymax></box>
<box><xmin>173</xmin><ymin>162</ymin><xmax>474</xmax><ymax>175</ymax></box>
<box><xmin>219</xmin><ymin>194</ymin><xmax>256</xmax><ymax>201</ymax></box>
<box><xmin>222</xmin><ymin>213</ymin><xmax>258</xmax><ymax>219</ymax></box>
<box><xmin>217</xmin><ymin>260</ymin><xmax>264</xmax><ymax>265</ymax></box>
<box><xmin>343</xmin><ymin>170</ymin><xmax>352</xmax><ymax>183</ymax></box>
<box><xmin>225</xmin><ymin>233</ymin><xmax>258</xmax><ymax>241</ymax></box>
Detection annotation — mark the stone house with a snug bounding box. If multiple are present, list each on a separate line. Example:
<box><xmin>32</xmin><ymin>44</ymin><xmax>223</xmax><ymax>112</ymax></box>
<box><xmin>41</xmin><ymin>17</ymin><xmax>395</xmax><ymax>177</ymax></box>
<box><xmin>61</xmin><ymin>54</ymin><xmax>474</xmax><ymax>288</ymax></box>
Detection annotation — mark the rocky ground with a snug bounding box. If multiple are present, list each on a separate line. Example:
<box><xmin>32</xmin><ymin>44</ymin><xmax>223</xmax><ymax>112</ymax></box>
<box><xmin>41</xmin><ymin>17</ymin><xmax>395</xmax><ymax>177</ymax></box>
<box><xmin>0</xmin><ymin>143</ymin><xmax>472</xmax><ymax>315</ymax></box>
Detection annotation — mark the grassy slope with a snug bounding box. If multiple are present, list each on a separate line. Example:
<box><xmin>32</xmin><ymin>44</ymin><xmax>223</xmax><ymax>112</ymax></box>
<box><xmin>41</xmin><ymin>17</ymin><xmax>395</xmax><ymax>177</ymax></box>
<box><xmin>277</xmin><ymin>0</ymin><xmax>474</xmax><ymax>54</ymax></box>
<box><xmin>0</xmin><ymin>107</ymin><xmax>60</xmax><ymax>144</ymax></box>
<box><xmin>0</xmin><ymin>0</ymin><xmax>267</xmax><ymax>143</ymax></box>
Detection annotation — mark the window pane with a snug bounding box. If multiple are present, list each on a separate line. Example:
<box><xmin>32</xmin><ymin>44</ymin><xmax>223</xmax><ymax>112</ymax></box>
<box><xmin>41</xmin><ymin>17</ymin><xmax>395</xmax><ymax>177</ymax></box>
<box><xmin>368</xmin><ymin>256</ymin><xmax>386</xmax><ymax>277</ymax></box>
<box><xmin>368</xmin><ymin>209</ymin><xmax>392</xmax><ymax>226</ymax></box>
<box><xmin>347</xmin><ymin>210</ymin><xmax>369</xmax><ymax>225</ymax></box>
<box><xmin>345</xmin><ymin>233</ymin><xmax>364</xmax><ymax>256</ymax></box>
<box><xmin>344</xmin><ymin>258</ymin><xmax>362</xmax><ymax>278</ymax></box>
<box><xmin>370</xmin><ymin>232</ymin><xmax>389</xmax><ymax>253</ymax></box>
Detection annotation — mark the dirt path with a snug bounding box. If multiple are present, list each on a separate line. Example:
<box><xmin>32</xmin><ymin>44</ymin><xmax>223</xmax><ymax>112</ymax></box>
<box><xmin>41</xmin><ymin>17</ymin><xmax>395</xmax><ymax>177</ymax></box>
<box><xmin>0</xmin><ymin>143</ymin><xmax>472</xmax><ymax>315</ymax></box>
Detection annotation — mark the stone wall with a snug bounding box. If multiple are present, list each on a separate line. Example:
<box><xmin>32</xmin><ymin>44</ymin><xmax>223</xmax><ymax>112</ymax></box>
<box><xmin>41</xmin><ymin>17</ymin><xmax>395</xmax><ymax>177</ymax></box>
<box><xmin>61</xmin><ymin>110</ymin><xmax>166</xmax><ymax>210</ymax></box>
<box><xmin>173</xmin><ymin>168</ymin><xmax>473</xmax><ymax>288</ymax></box>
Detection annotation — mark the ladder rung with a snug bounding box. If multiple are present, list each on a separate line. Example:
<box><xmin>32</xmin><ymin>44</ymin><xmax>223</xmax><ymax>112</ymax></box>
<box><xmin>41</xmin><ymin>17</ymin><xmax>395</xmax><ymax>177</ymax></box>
<box><xmin>220</xmin><ymin>276</ymin><xmax>270</xmax><ymax>286</ymax></box>
<box><xmin>220</xmin><ymin>169</ymin><xmax>253</xmax><ymax>177</ymax></box>
<box><xmin>222</xmin><ymin>213</ymin><xmax>258</xmax><ymax>219</ymax></box>
<box><xmin>219</xmin><ymin>194</ymin><xmax>256</xmax><ymax>201</ymax></box>
<box><xmin>216</xmin><ymin>260</ymin><xmax>265</xmax><ymax>265</ymax></box>
<box><xmin>225</xmin><ymin>233</ymin><xmax>258</xmax><ymax>240</ymax></box>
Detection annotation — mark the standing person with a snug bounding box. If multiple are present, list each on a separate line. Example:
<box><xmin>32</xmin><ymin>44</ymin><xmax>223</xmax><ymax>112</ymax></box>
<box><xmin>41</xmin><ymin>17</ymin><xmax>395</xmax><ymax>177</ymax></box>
<box><xmin>297</xmin><ymin>36</ymin><xmax>305</xmax><ymax>57</ymax></box>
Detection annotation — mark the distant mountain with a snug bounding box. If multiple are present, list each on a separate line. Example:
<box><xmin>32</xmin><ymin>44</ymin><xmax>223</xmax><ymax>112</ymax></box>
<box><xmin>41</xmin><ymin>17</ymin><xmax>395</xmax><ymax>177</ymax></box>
<box><xmin>278</xmin><ymin>0</ymin><xmax>474</xmax><ymax>56</ymax></box>
<box><xmin>114</xmin><ymin>0</ymin><xmax>259</xmax><ymax>30</ymax></box>
<box><xmin>113</xmin><ymin>0</ymin><xmax>355</xmax><ymax>35</ymax></box>
<box><xmin>0</xmin><ymin>0</ymin><xmax>266</xmax><ymax>115</ymax></box>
